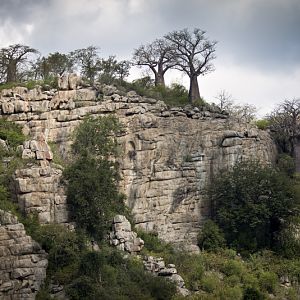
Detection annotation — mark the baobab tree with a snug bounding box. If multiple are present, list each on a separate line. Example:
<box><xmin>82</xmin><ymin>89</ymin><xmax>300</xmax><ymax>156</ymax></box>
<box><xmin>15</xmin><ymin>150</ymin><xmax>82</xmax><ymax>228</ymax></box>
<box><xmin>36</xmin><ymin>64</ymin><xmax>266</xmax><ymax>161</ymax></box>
<box><xmin>132</xmin><ymin>38</ymin><xmax>176</xmax><ymax>87</ymax></box>
<box><xmin>165</xmin><ymin>28</ymin><xmax>217</xmax><ymax>103</ymax></box>
<box><xmin>0</xmin><ymin>44</ymin><xmax>38</xmax><ymax>83</ymax></box>
<box><xmin>268</xmin><ymin>98</ymin><xmax>300</xmax><ymax>156</ymax></box>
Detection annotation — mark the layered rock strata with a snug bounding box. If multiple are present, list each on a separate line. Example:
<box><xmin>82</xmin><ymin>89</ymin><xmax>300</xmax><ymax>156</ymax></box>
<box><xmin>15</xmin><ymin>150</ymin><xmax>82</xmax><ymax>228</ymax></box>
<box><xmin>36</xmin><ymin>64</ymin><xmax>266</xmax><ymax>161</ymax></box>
<box><xmin>0</xmin><ymin>210</ymin><xmax>48</xmax><ymax>299</ymax></box>
<box><xmin>0</xmin><ymin>75</ymin><xmax>276</xmax><ymax>247</ymax></box>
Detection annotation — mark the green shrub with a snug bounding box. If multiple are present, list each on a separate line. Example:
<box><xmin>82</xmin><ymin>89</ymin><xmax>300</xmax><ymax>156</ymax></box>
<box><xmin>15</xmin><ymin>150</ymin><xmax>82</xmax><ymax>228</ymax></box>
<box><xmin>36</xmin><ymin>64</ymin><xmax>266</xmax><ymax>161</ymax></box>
<box><xmin>243</xmin><ymin>287</ymin><xmax>266</xmax><ymax>300</ymax></box>
<box><xmin>138</xmin><ymin>230</ymin><xmax>174</xmax><ymax>257</ymax></box>
<box><xmin>274</xmin><ymin>216</ymin><xmax>300</xmax><ymax>258</ymax></box>
<box><xmin>255</xmin><ymin>119</ymin><xmax>270</xmax><ymax>130</ymax></box>
<box><xmin>201</xmin><ymin>273</ymin><xmax>220</xmax><ymax>293</ymax></box>
<box><xmin>166</xmin><ymin>252</ymin><xmax>204</xmax><ymax>290</ymax></box>
<box><xmin>210</xmin><ymin>160</ymin><xmax>298</xmax><ymax>252</ymax></box>
<box><xmin>197</xmin><ymin>220</ymin><xmax>226</xmax><ymax>251</ymax></box>
<box><xmin>277</xmin><ymin>153</ymin><xmax>295</xmax><ymax>177</ymax></box>
<box><xmin>218</xmin><ymin>286</ymin><xmax>243</xmax><ymax>300</ymax></box>
<box><xmin>221</xmin><ymin>260</ymin><xmax>245</xmax><ymax>277</ymax></box>
<box><xmin>64</xmin><ymin>156</ymin><xmax>126</xmax><ymax>240</ymax></box>
<box><xmin>0</xmin><ymin>118</ymin><xmax>25</xmax><ymax>149</ymax></box>
<box><xmin>258</xmin><ymin>271</ymin><xmax>277</xmax><ymax>293</ymax></box>
<box><xmin>224</xmin><ymin>274</ymin><xmax>241</xmax><ymax>287</ymax></box>
<box><xmin>64</xmin><ymin>115</ymin><xmax>127</xmax><ymax>241</ymax></box>
<box><xmin>71</xmin><ymin>115</ymin><xmax>122</xmax><ymax>158</ymax></box>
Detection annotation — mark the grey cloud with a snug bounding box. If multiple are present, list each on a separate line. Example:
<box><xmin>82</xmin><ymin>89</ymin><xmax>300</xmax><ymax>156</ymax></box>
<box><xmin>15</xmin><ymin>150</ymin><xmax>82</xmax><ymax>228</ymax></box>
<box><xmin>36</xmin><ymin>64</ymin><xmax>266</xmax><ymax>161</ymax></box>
<box><xmin>0</xmin><ymin>0</ymin><xmax>299</xmax><ymax>71</ymax></box>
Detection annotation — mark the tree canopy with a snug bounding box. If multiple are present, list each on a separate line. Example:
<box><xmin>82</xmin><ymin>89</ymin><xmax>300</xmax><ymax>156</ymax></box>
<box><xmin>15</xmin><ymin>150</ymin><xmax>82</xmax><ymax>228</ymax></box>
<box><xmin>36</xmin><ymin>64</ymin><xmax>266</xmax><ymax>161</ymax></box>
<box><xmin>210</xmin><ymin>160</ymin><xmax>299</xmax><ymax>252</ymax></box>
<box><xmin>64</xmin><ymin>115</ymin><xmax>125</xmax><ymax>240</ymax></box>
<box><xmin>165</xmin><ymin>28</ymin><xmax>217</xmax><ymax>102</ymax></box>
<box><xmin>132</xmin><ymin>38</ymin><xmax>176</xmax><ymax>87</ymax></box>
<box><xmin>0</xmin><ymin>44</ymin><xmax>39</xmax><ymax>83</ymax></box>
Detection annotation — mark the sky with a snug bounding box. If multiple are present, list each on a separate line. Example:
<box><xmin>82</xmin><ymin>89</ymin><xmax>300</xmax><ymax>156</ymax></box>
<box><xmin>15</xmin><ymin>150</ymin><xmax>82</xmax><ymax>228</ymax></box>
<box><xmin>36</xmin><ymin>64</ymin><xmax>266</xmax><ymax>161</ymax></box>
<box><xmin>0</xmin><ymin>0</ymin><xmax>299</xmax><ymax>116</ymax></box>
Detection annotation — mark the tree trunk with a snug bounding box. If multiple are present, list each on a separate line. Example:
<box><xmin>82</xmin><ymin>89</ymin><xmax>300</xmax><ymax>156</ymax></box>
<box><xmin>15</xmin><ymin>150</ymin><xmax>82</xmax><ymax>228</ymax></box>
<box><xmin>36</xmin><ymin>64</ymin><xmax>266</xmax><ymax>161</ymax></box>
<box><xmin>6</xmin><ymin>60</ymin><xmax>17</xmax><ymax>83</ymax></box>
<box><xmin>154</xmin><ymin>64</ymin><xmax>165</xmax><ymax>87</ymax></box>
<box><xmin>188</xmin><ymin>75</ymin><xmax>200</xmax><ymax>103</ymax></box>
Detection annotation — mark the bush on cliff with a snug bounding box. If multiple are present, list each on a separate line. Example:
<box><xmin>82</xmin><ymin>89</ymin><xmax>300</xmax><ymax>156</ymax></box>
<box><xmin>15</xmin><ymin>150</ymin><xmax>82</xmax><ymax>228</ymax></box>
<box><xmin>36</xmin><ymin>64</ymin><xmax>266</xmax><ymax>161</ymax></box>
<box><xmin>0</xmin><ymin>118</ymin><xmax>26</xmax><ymax>213</ymax></box>
<box><xmin>197</xmin><ymin>219</ymin><xmax>226</xmax><ymax>251</ymax></box>
<box><xmin>64</xmin><ymin>115</ymin><xmax>127</xmax><ymax>241</ymax></box>
<box><xmin>209</xmin><ymin>160</ymin><xmax>299</xmax><ymax>253</ymax></box>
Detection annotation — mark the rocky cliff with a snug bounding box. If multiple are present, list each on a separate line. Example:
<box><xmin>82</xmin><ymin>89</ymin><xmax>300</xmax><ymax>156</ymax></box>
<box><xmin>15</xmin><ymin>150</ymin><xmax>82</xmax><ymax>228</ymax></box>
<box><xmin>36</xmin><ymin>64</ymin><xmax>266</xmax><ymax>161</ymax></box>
<box><xmin>0</xmin><ymin>210</ymin><xmax>47</xmax><ymax>299</ymax></box>
<box><xmin>0</xmin><ymin>74</ymin><xmax>276</xmax><ymax>249</ymax></box>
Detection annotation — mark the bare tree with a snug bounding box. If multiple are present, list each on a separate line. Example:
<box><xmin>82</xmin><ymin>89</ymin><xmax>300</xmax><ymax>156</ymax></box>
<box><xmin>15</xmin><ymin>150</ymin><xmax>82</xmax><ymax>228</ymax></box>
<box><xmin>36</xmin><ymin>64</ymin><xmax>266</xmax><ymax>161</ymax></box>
<box><xmin>230</xmin><ymin>103</ymin><xmax>257</xmax><ymax>123</ymax></box>
<box><xmin>165</xmin><ymin>28</ymin><xmax>217</xmax><ymax>103</ymax></box>
<box><xmin>268</xmin><ymin>99</ymin><xmax>300</xmax><ymax>155</ymax></box>
<box><xmin>214</xmin><ymin>90</ymin><xmax>234</xmax><ymax>111</ymax></box>
<box><xmin>132</xmin><ymin>38</ymin><xmax>176</xmax><ymax>87</ymax></box>
<box><xmin>0</xmin><ymin>44</ymin><xmax>39</xmax><ymax>83</ymax></box>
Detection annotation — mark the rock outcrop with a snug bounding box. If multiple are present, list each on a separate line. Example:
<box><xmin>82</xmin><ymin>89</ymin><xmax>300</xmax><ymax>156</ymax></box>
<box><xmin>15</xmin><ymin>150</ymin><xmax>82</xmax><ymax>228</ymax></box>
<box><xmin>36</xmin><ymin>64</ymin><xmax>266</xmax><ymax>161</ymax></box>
<box><xmin>143</xmin><ymin>256</ymin><xmax>190</xmax><ymax>296</ymax></box>
<box><xmin>109</xmin><ymin>215</ymin><xmax>144</xmax><ymax>254</ymax></box>
<box><xmin>0</xmin><ymin>210</ymin><xmax>48</xmax><ymax>299</ymax></box>
<box><xmin>0</xmin><ymin>77</ymin><xmax>276</xmax><ymax>248</ymax></box>
<box><xmin>109</xmin><ymin>215</ymin><xmax>189</xmax><ymax>296</ymax></box>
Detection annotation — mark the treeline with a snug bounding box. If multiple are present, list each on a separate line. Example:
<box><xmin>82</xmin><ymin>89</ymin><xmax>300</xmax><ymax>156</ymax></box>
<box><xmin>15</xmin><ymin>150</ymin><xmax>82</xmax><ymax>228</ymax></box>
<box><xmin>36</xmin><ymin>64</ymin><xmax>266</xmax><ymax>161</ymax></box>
<box><xmin>0</xmin><ymin>28</ymin><xmax>216</xmax><ymax>103</ymax></box>
<box><xmin>0</xmin><ymin>44</ymin><xmax>130</xmax><ymax>87</ymax></box>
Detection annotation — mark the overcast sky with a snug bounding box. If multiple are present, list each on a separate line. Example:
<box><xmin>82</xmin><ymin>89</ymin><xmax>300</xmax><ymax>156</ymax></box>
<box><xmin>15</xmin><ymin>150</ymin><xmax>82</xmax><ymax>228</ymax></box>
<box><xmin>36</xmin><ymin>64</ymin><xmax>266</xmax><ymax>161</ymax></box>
<box><xmin>0</xmin><ymin>0</ymin><xmax>299</xmax><ymax>116</ymax></box>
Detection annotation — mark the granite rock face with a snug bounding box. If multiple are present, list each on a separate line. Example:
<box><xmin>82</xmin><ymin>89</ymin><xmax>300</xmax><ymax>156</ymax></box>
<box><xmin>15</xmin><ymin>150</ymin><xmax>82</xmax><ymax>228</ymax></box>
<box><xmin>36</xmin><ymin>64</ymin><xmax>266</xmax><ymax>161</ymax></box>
<box><xmin>0</xmin><ymin>81</ymin><xmax>276</xmax><ymax>248</ymax></box>
<box><xmin>0</xmin><ymin>210</ymin><xmax>48</xmax><ymax>300</ymax></box>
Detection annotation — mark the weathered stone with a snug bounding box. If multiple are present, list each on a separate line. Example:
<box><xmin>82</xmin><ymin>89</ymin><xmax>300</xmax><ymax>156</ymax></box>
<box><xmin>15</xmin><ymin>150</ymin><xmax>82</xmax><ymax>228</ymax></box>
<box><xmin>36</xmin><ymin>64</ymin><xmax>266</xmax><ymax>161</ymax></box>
<box><xmin>58</xmin><ymin>74</ymin><xmax>69</xmax><ymax>90</ymax></box>
<box><xmin>2</xmin><ymin>102</ymin><xmax>15</xmax><ymax>114</ymax></box>
<box><xmin>2</xmin><ymin>80</ymin><xmax>276</xmax><ymax>250</ymax></box>
<box><xmin>222</xmin><ymin>137</ymin><xmax>243</xmax><ymax>147</ymax></box>
<box><xmin>110</xmin><ymin>215</ymin><xmax>144</xmax><ymax>254</ymax></box>
<box><xmin>0</xmin><ymin>210</ymin><xmax>47</xmax><ymax>299</ymax></box>
<box><xmin>68</xmin><ymin>73</ymin><xmax>79</xmax><ymax>90</ymax></box>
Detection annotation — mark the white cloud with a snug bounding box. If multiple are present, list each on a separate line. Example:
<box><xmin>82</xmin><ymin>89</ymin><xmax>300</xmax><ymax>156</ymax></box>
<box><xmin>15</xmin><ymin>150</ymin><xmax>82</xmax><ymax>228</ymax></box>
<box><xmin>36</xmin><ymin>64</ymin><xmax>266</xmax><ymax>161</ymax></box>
<box><xmin>0</xmin><ymin>21</ymin><xmax>30</xmax><ymax>47</ymax></box>
<box><xmin>200</xmin><ymin>64</ymin><xmax>300</xmax><ymax>117</ymax></box>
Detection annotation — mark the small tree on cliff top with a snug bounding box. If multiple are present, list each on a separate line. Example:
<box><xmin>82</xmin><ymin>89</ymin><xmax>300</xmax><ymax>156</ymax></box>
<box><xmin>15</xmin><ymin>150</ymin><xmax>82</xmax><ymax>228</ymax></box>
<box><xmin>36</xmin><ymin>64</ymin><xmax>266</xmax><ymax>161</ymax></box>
<box><xmin>165</xmin><ymin>28</ymin><xmax>217</xmax><ymax>103</ymax></box>
<box><xmin>132</xmin><ymin>38</ymin><xmax>177</xmax><ymax>87</ymax></box>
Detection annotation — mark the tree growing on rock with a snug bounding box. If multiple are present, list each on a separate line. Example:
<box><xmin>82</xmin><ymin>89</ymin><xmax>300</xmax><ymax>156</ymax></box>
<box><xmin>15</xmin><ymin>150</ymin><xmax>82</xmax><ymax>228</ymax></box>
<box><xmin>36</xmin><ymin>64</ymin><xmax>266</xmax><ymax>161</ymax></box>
<box><xmin>132</xmin><ymin>38</ymin><xmax>176</xmax><ymax>87</ymax></box>
<box><xmin>268</xmin><ymin>98</ymin><xmax>300</xmax><ymax>156</ymax></box>
<box><xmin>98</xmin><ymin>56</ymin><xmax>131</xmax><ymax>84</ymax></box>
<box><xmin>70</xmin><ymin>46</ymin><xmax>101</xmax><ymax>83</ymax></box>
<box><xmin>165</xmin><ymin>28</ymin><xmax>217</xmax><ymax>103</ymax></box>
<box><xmin>64</xmin><ymin>115</ymin><xmax>126</xmax><ymax>240</ymax></box>
<box><xmin>31</xmin><ymin>52</ymin><xmax>74</xmax><ymax>80</ymax></box>
<box><xmin>0</xmin><ymin>44</ymin><xmax>39</xmax><ymax>83</ymax></box>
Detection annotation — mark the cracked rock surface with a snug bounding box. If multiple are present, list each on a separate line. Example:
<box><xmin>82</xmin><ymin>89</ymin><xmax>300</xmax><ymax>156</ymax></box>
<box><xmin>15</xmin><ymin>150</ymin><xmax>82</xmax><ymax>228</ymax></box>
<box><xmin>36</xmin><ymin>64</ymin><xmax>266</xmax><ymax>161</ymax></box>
<box><xmin>0</xmin><ymin>210</ymin><xmax>48</xmax><ymax>300</ymax></box>
<box><xmin>1</xmin><ymin>77</ymin><xmax>276</xmax><ymax>247</ymax></box>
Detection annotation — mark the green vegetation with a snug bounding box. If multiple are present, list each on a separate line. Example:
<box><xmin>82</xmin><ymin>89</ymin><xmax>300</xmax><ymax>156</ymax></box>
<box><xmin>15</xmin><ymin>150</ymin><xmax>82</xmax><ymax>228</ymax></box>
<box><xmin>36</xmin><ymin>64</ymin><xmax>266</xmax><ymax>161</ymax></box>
<box><xmin>118</xmin><ymin>77</ymin><xmax>207</xmax><ymax>107</ymax></box>
<box><xmin>0</xmin><ymin>78</ymin><xmax>58</xmax><ymax>91</ymax></box>
<box><xmin>255</xmin><ymin>119</ymin><xmax>270</xmax><ymax>130</ymax></box>
<box><xmin>0</xmin><ymin>118</ymin><xmax>26</xmax><ymax>213</ymax></box>
<box><xmin>32</xmin><ymin>224</ymin><xmax>176</xmax><ymax>300</ymax></box>
<box><xmin>140</xmin><ymin>233</ymin><xmax>300</xmax><ymax>300</ymax></box>
<box><xmin>197</xmin><ymin>220</ymin><xmax>226</xmax><ymax>251</ymax></box>
<box><xmin>33</xmin><ymin>115</ymin><xmax>177</xmax><ymax>299</ymax></box>
<box><xmin>64</xmin><ymin>115</ymin><xmax>126</xmax><ymax>241</ymax></box>
<box><xmin>208</xmin><ymin>160</ymin><xmax>299</xmax><ymax>253</ymax></box>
